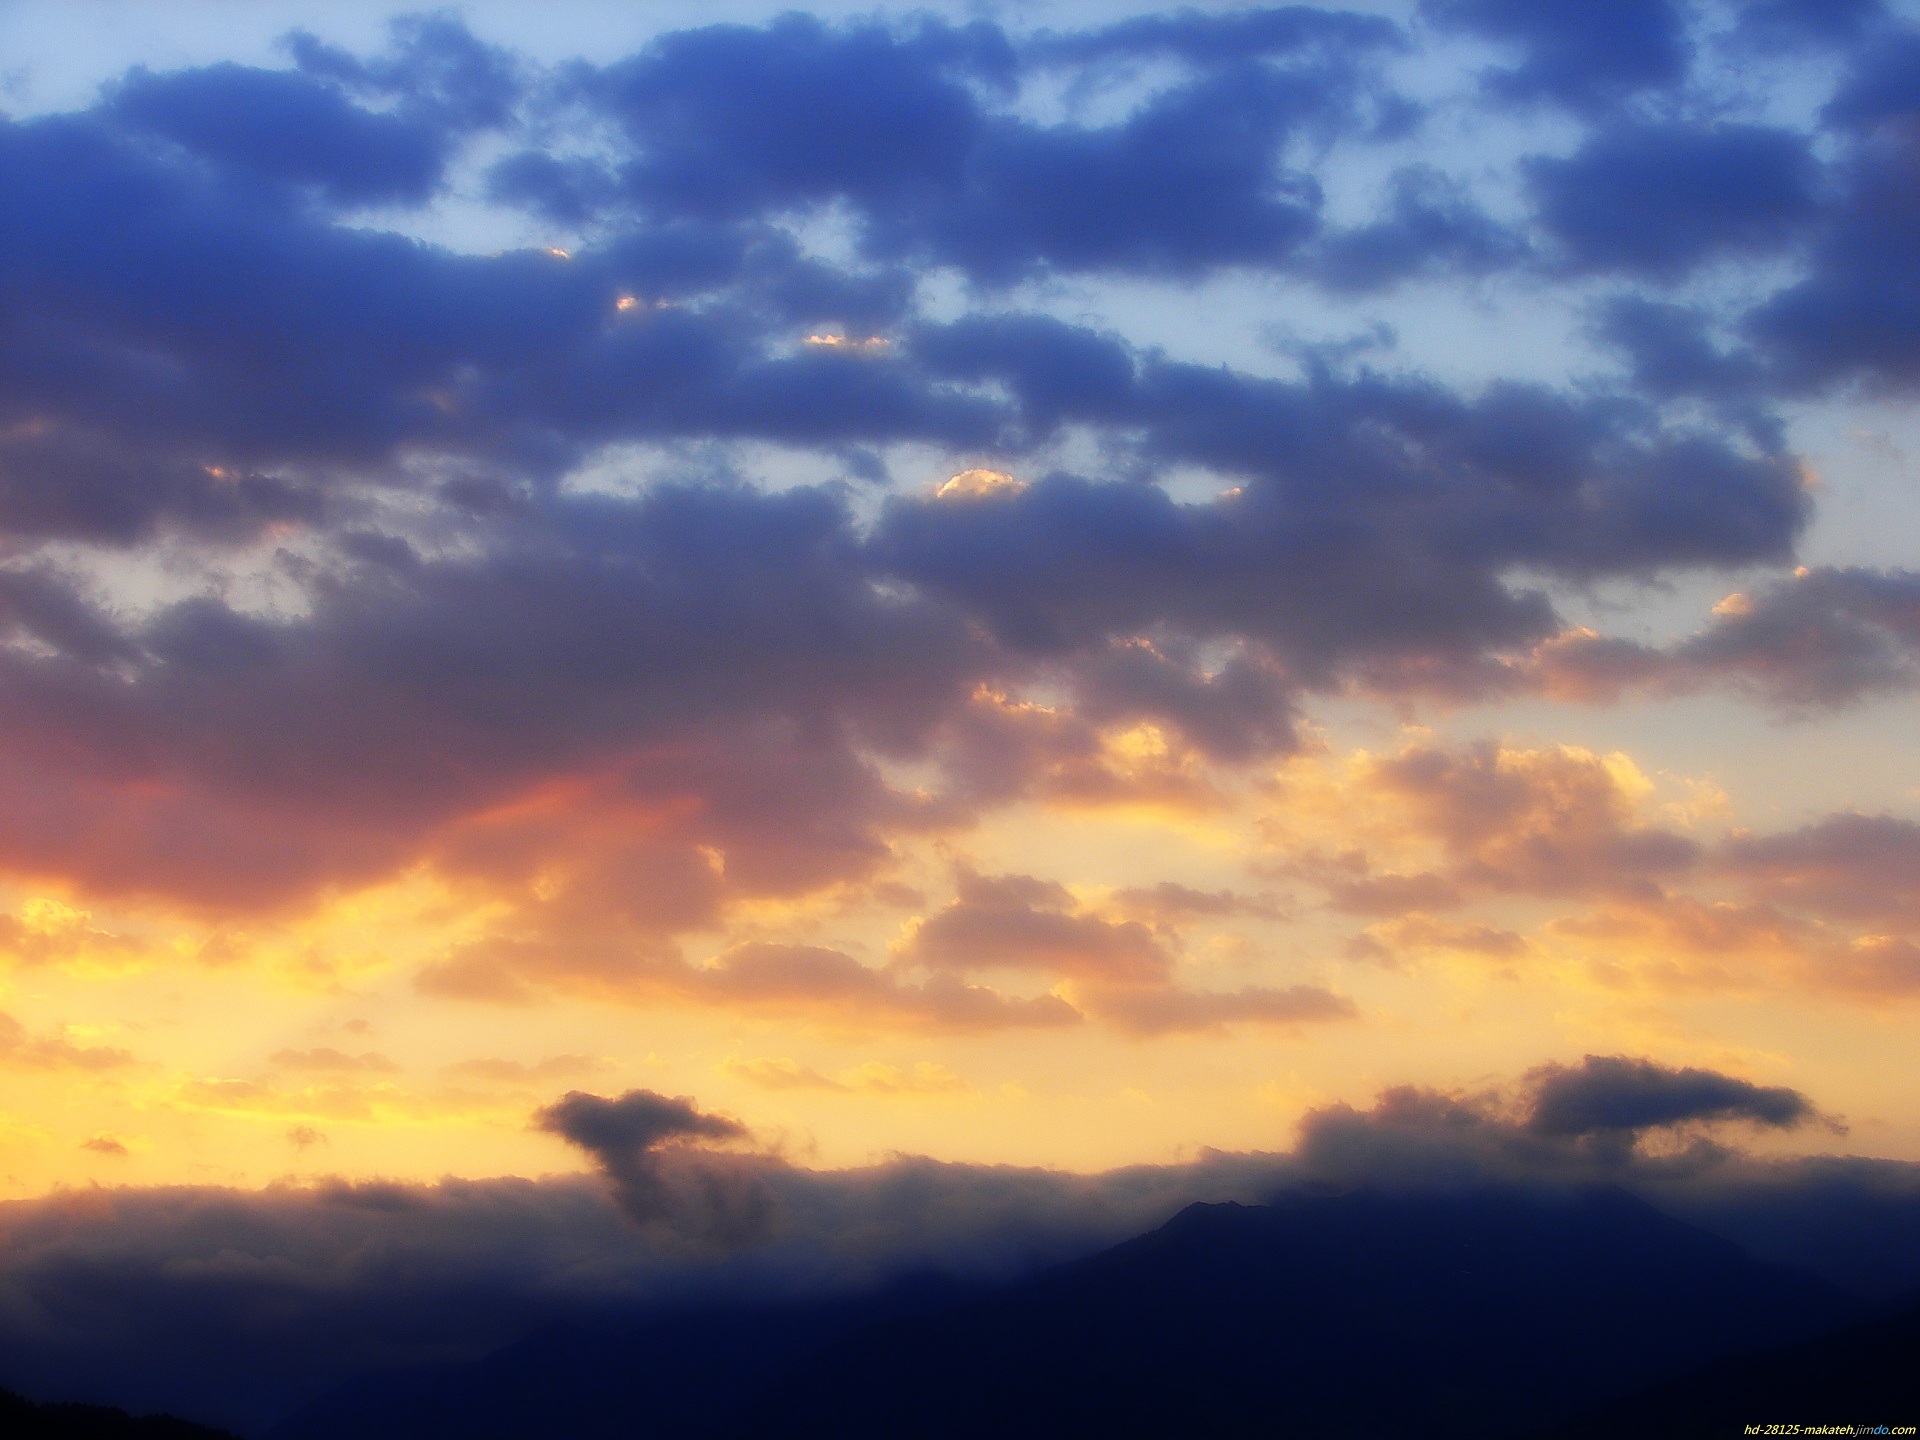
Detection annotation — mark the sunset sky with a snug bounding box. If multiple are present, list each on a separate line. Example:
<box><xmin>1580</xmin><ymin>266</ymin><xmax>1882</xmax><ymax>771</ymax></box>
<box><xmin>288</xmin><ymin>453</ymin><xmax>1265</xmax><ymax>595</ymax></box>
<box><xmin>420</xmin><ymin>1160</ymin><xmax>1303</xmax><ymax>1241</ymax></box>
<box><xmin>1</xmin><ymin>0</ymin><xmax>1918</xmax><ymax>1224</ymax></box>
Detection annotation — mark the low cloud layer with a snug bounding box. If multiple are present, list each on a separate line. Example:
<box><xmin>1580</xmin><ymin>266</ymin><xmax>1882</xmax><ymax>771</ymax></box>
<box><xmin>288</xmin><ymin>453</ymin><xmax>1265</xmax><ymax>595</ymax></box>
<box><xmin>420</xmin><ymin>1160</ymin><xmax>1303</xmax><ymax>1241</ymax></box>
<box><xmin>0</xmin><ymin>1057</ymin><xmax>1912</xmax><ymax>1435</ymax></box>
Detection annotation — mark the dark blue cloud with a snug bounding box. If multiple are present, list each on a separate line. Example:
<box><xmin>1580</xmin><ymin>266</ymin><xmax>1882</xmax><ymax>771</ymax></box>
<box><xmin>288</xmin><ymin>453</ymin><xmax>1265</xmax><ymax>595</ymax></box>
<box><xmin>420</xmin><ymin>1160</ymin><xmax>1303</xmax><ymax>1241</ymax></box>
<box><xmin>876</xmin><ymin>362</ymin><xmax>1806</xmax><ymax>676</ymax></box>
<box><xmin>1825</xmin><ymin>30</ymin><xmax>1920</xmax><ymax>132</ymax></box>
<box><xmin>1735</xmin><ymin>0</ymin><xmax>1889</xmax><ymax>51</ymax></box>
<box><xmin>1591</xmin><ymin>297</ymin><xmax>1767</xmax><ymax>407</ymax></box>
<box><xmin>1029</xmin><ymin>6</ymin><xmax>1404</xmax><ymax>67</ymax></box>
<box><xmin>0</xmin><ymin>5</ymin><xmax>1900</xmax><ymax>929</ymax></box>
<box><xmin>575</xmin><ymin>13</ymin><xmax>1407</xmax><ymax>284</ymax></box>
<box><xmin>1739</xmin><ymin>32</ymin><xmax>1920</xmax><ymax>390</ymax></box>
<box><xmin>1526</xmin><ymin>123</ymin><xmax>1821</xmax><ymax>278</ymax></box>
<box><xmin>0</xmin><ymin>102</ymin><xmax>1001</xmax><ymax>514</ymax></box>
<box><xmin>487</xmin><ymin>149</ymin><xmax>619</xmax><ymax>226</ymax></box>
<box><xmin>1748</xmin><ymin>138</ymin><xmax>1920</xmax><ymax>388</ymax></box>
<box><xmin>861</xmin><ymin>326</ymin><xmax>1810</xmax><ymax>700</ymax></box>
<box><xmin>592</xmin><ymin>15</ymin><xmax>1008</xmax><ymax>222</ymax></box>
<box><xmin>877</xmin><ymin>63</ymin><xmax>1328</xmax><ymax>281</ymax></box>
<box><xmin>107</xmin><ymin>62</ymin><xmax>452</xmax><ymax>207</ymax></box>
<box><xmin>286</xmin><ymin>13</ymin><xmax>523</xmax><ymax>132</ymax></box>
<box><xmin>1820</xmin><ymin>35</ymin><xmax>1920</xmax><ymax>132</ymax></box>
<box><xmin>1310</xmin><ymin>165</ymin><xmax>1527</xmax><ymax>292</ymax></box>
<box><xmin>1527</xmin><ymin>1055</ymin><xmax>1816</xmax><ymax>1137</ymax></box>
<box><xmin>1421</xmin><ymin>0</ymin><xmax>1691</xmax><ymax>115</ymax></box>
<box><xmin>909</xmin><ymin>314</ymin><xmax>1138</xmax><ymax>435</ymax></box>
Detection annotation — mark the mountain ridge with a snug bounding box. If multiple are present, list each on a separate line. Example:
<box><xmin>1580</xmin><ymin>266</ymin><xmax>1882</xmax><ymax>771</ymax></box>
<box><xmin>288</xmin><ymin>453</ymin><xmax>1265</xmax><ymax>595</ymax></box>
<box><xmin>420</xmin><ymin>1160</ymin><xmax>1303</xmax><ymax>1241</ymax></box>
<box><xmin>275</xmin><ymin>1183</ymin><xmax>1869</xmax><ymax>1440</ymax></box>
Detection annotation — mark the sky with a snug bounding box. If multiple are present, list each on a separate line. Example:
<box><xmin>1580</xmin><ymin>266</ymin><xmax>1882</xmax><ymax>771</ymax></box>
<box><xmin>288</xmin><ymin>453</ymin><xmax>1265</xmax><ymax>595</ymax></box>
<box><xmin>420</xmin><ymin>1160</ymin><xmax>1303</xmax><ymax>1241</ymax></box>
<box><xmin>2</xmin><ymin>0</ymin><xmax>1920</xmax><ymax>1419</ymax></box>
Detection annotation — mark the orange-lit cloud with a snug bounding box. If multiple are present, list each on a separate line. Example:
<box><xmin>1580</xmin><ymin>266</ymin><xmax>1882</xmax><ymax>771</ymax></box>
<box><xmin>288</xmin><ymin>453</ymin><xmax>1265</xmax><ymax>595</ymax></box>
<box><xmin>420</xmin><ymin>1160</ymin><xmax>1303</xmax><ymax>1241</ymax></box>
<box><xmin>723</xmin><ymin>1055</ymin><xmax>971</xmax><ymax>1096</ymax></box>
<box><xmin>0</xmin><ymin>1010</ymin><xmax>136</xmax><ymax>1071</ymax></box>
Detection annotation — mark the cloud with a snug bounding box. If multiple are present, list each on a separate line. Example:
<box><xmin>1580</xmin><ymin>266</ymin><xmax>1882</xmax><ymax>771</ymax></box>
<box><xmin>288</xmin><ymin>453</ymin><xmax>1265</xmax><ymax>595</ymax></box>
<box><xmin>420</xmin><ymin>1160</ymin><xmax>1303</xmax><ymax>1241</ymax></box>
<box><xmin>693</xmin><ymin>942</ymin><xmax>1083</xmax><ymax>1034</ymax></box>
<box><xmin>841</xmin><ymin>1061</ymin><xmax>971</xmax><ymax>1096</ymax></box>
<box><xmin>1514</xmin><ymin>567</ymin><xmax>1920</xmax><ymax>709</ymax></box>
<box><xmin>1526</xmin><ymin>123</ymin><xmax>1820</xmax><ymax>278</ymax></box>
<box><xmin>876</xmin><ymin>874</ymin><xmax>1357</xmax><ymax>1037</ymax></box>
<box><xmin>1718</xmin><ymin>812</ymin><xmax>1920</xmax><ymax>927</ymax></box>
<box><xmin>1421</xmin><ymin>0</ymin><xmax>1690</xmax><ymax>115</ymax></box>
<box><xmin>1105</xmin><ymin>882</ymin><xmax>1289</xmax><ymax>927</ymax></box>
<box><xmin>1748</xmin><ymin>61</ymin><xmax>1920</xmax><ymax>390</ymax></box>
<box><xmin>897</xmin><ymin>870</ymin><xmax>1174</xmax><ymax>984</ymax></box>
<box><xmin>106</xmin><ymin>62</ymin><xmax>455</xmax><ymax>207</ymax></box>
<box><xmin>1283</xmin><ymin>851</ymin><xmax>1463</xmax><ymax>918</ymax></box>
<box><xmin>0</xmin><ymin>1151</ymin><xmax>1298</xmax><ymax>1432</ymax></box>
<box><xmin>1029</xmin><ymin>8</ymin><xmax>1404</xmax><ymax>68</ymax></box>
<box><xmin>0</xmin><ymin>5</ymin><xmax>1867</xmax><ymax>949</ymax></box>
<box><xmin>442</xmin><ymin>1055</ymin><xmax>609</xmax><ymax>1085</ymax></box>
<box><xmin>536</xmin><ymin>1088</ymin><xmax>743</xmax><ymax>1157</ymax></box>
<box><xmin>573</xmin><ymin>12</ymin><xmax>1406</xmax><ymax>286</ymax></box>
<box><xmin>1295</xmin><ymin>1055</ymin><xmax>1825</xmax><ymax>1189</ymax></box>
<box><xmin>878</xmin><ymin>361</ymin><xmax>1807</xmax><ymax>678</ymax></box>
<box><xmin>285</xmin><ymin>13</ymin><xmax>523</xmax><ymax>134</ymax></box>
<box><xmin>1524</xmin><ymin>1055</ymin><xmax>1819</xmax><ymax>1138</ymax></box>
<box><xmin>0</xmin><ymin>1011</ymin><xmax>135</xmax><ymax>1071</ymax></box>
<box><xmin>1542</xmin><ymin>890</ymin><xmax>1920</xmax><ymax>999</ymax></box>
<box><xmin>534</xmin><ymin>1088</ymin><xmax>770</xmax><ymax>1243</ymax></box>
<box><xmin>0</xmin><ymin>900</ymin><xmax>148</xmax><ymax>970</ymax></box>
<box><xmin>1673</xmin><ymin>567</ymin><xmax>1920</xmax><ymax>707</ymax></box>
<box><xmin>723</xmin><ymin>1056</ymin><xmax>846</xmax><ymax>1092</ymax></box>
<box><xmin>1310</xmin><ymin>164</ymin><xmax>1526</xmax><ymax>292</ymax></box>
<box><xmin>723</xmin><ymin>1056</ymin><xmax>971</xmax><ymax>1097</ymax></box>
<box><xmin>269</xmin><ymin>1048</ymin><xmax>402</xmax><ymax>1075</ymax></box>
<box><xmin>1356</xmin><ymin>742</ymin><xmax>1698</xmax><ymax>898</ymax></box>
<box><xmin>1348</xmin><ymin>913</ymin><xmax>1528</xmax><ymax>965</ymax></box>
<box><xmin>1736</xmin><ymin>0</ymin><xmax>1889</xmax><ymax>50</ymax></box>
<box><xmin>1591</xmin><ymin>297</ymin><xmax>1770</xmax><ymax>415</ymax></box>
<box><xmin>0</xmin><ymin>7</ymin><xmax>1909</xmax><ymax>1093</ymax></box>
<box><xmin>418</xmin><ymin>922</ymin><xmax>1085</xmax><ymax>1034</ymax></box>
<box><xmin>1074</xmin><ymin>982</ymin><xmax>1356</xmax><ymax>1037</ymax></box>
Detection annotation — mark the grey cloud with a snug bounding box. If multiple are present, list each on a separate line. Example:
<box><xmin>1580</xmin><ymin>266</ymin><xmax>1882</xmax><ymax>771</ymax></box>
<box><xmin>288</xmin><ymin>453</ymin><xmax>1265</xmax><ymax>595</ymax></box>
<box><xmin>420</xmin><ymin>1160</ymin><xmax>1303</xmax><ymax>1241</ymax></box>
<box><xmin>1078</xmin><ymin>982</ymin><xmax>1356</xmax><ymax>1037</ymax></box>
<box><xmin>535</xmin><ymin>1088</ymin><xmax>770</xmax><ymax>1244</ymax></box>
<box><xmin>1718</xmin><ymin>812</ymin><xmax>1920</xmax><ymax>928</ymax></box>
<box><xmin>1676</xmin><ymin>567</ymin><xmax>1920</xmax><ymax>707</ymax></box>
<box><xmin>899</xmin><ymin>870</ymin><xmax>1174</xmax><ymax>984</ymax></box>
<box><xmin>1525</xmin><ymin>1055</ymin><xmax>1819</xmax><ymax>1138</ymax></box>
<box><xmin>1519</xmin><ymin>567</ymin><xmax>1920</xmax><ymax>709</ymax></box>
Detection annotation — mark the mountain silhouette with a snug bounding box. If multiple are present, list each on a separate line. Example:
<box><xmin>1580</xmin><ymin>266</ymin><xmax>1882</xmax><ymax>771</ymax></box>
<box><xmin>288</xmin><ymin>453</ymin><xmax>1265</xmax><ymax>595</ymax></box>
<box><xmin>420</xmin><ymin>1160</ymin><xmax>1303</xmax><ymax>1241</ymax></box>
<box><xmin>1538</xmin><ymin>1293</ymin><xmax>1920</xmax><ymax>1437</ymax></box>
<box><xmin>275</xmin><ymin>1186</ymin><xmax>1867</xmax><ymax>1440</ymax></box>
<box><xmin>269</xmin><ymin>1272</ymin><xmax>976</xmax><ymax>1440</ymax></box>
<box><xmin>727</xmin><ymin>1188</ymin><xmax>1862</xmax><ymax>1440</ymax></box>
<box><xmin>0</xmin><ymin>1388</ymin><xmax>240</xmax><ymax>1440</ymax></box>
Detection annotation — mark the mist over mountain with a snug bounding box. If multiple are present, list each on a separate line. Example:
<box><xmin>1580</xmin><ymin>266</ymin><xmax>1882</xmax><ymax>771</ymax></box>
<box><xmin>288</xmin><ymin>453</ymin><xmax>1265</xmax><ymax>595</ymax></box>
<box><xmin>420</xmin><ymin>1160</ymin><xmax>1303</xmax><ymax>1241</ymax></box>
<box><xmin>272</xmin><ymin>1186</ymin><xmax>1871</xmax><ymax>1440</ymax></box>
